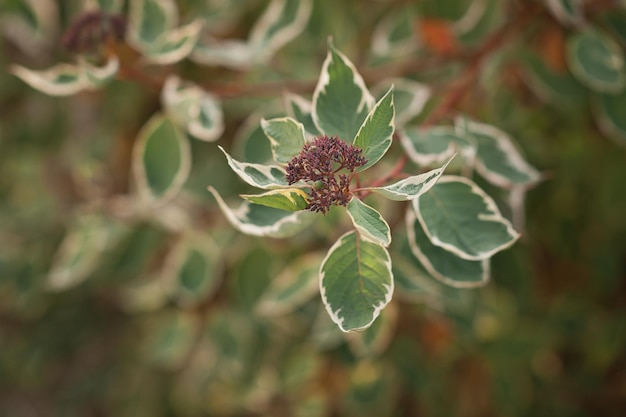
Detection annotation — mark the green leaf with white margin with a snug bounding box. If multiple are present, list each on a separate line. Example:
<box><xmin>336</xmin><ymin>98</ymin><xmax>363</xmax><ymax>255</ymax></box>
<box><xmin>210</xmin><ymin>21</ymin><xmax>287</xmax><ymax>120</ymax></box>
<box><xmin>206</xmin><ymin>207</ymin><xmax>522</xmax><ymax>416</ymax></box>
<box><xmin>545</xmin><ymin>0</ymin><xmax>585</xmax><ymax>27</ymax></box>
<box><xmin>567</xmin><ymin>29</ymin><xmax>625</xmax><ymax>93</ymax></box>
<box><xmin>374</xmin><ymin>78</ymin><xmax>430</xmax><ymax>128</ymax></box>
<box><xmin>161</xmin><ymin>233</ymin><xmax>222</xmax><ymax>307</ymax></box>
<box><xmin>127</xmin><ymin>0</ymin><xmax>178</xmax><ymax>49</ymax></box>
<box><xmin>346</xmin><ymin>197</ymin><xmax>391</xmax><ymax>247</ymax></box>
<box><xmin>219</xmin><ymin>146</ymin><xmax>288</xmax><ymax>189</ymax></box>
<box><xmin>256</xmin><ymin>253</ymin><xmax>322</xmax><ymax>316</ymax></box>
<box><xmin>208</xmin><ymin>186</ymin><xmax>314</xmax><ymax>238</ymax></box>
<box><xmin>80</xmin><ymin>56</ymin><xmax>120</xmax><ymax>86</ymax></box>
<box><xmin>406</xmin><ymin>208</ymin><xmax>489</xmax><ymax>288</ymax></box>
<box><xmin>320</xmin><ymin>231</ymin><xmax>393</xmax><ymax>332</ymax></box>
<box><xmin>365</xmin><ymin>154</ymin><xmax>454</xmax><ymax>201</ymax></box>
<box><xmin>594</xmin><ymin>90</ymin><xmax>626</xmax><ymax>147</ymax></box>
<box><xmin>46</xmin><ymin>212</ymin><xmax>129</xmax><ymax>291</ymax></box>
<box><xmin>249</xmin><ymin>0</ymin><xmax>312</xmax><ymax>59</ymax></box>
<box><xmin>353</xmin><ymin>86</ymin><xmax>395</xmax><ymax>171</ymax></box>
<box><xmin>1</xmin><ymin>0</ymin><xmax>59</xmax><ymax>55</ymax></box>
<box><xmin>191</xmin><ymin>36</ymin><xmax>257</xmax><ymax>70</ymax></box>
<box><xmin>144</xmin><ymin>19</ymin><xmax>203</xmax><ymax>65</ymax></box>
<box><xmin>413</xmin><ymin>176</ymin><xmax>519</xmax><ymax>261</ymax></box>
<box><xmin>371</xmin><ymin>7</ymin><xmax>417</xmax><ymax>59</ymax></box>
<box><xmin>261</xmin><ymin>117</ymin><xmax>306</xmax><ymax>164</ymax></box>
<box><xmin>455</xmin><ymin>116</ymin><xmax>540</xmax><ymax>187</ymax></box>
<box><xmin>313</xmin><ymin>41</ymin><xmax>375</xmax><ymax>143</ymax></box>
<box><xmin>284</xmin><ymin>92</ymin><xmax>320</xmax><ymax>138</ymax></box>
<box><xmin>241</xmin><ymin>188</ymin><xmax>309</xmax><ymax>211</ymax></box>
<box><xmin>132</xmin><ymin>114</ymin><xmax>191</xmax><ymax>204</ymax></box>
<box><xmin>162</xmin><ymin>75</ymin><xmax>224</xmax><ymax>141</ymax></box>
<box><xmin>400</xmin><ymin>126</ymin><xmax>472</xmax><ymax>167</ymax></box>
<box><xmin>11</xmin><ymin>62</ymin><xmax>85</xmax><ymax>96</ymax></box>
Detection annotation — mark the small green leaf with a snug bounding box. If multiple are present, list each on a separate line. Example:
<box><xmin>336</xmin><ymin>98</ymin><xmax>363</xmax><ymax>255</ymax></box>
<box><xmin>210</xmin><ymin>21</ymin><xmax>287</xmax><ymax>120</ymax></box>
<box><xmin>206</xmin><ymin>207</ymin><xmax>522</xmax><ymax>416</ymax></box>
<box><xmin>256</xmin><ymin>253</ymin><xmax>322</xmax><ymax>316</ymax></box>
<box><xmin>406</xmin><ymin>208</ymin><xmax>489</xmax><ymax>287</ymax></box>
<box><xmin>144</xmin><ymin>19</ymin><xmax>202</xmax><ymax>65</ymax></box>
<box><xmin>261</xmin><ymin>117</ymin><xmax>306</xmax><ymax>164</ymax></box>
<box><xmin>132</xmin><ymin>114</ymin><xmax>191</xmax><ymax>203</ymax></box>
<box><xmin>219</xmin><ymin>146</ymin><xmax>288</xmax><ymax>189</ymax></box>
<box><xmin>567</xmin><ymin>29</ymin><xmax>625</xmax><ymax>93</ymax></box>
<box><xmin>371</xmin><ymin>8</ymin><xmax>417</xmax><ymax>59</ymax></box>
<box><xmin>313</xmin><ymin>41</ymin><xmax>375</xmax><ymax>143</ymax></box>
<box><xmin>80</xmin><ymin>56</ymin><xmax>120</xmax><ymax>86</ymax></box>
<box><xmin>320</xmin><ymin>231</ymin><xmax>393</xmax><ymax>332</ymax></box>
<box><xmin>365</xmin><ymin>154</ymin><xmax>454</xmax><ymax>201</ymax></box>
<box><xmin>377</xmin><ymin>78</ymin><xmax>430</xmax><ymax>128</ymax></box>
<box><xmin>241</xmin><ymin>188</ymin><xmax>309</xmax><ymax>211</ymax></box>
<box><xmin>347</xmin><ymin>197</ymin><xmax>391</xmax><ymax>247</ymax></box>
<box><xmin>127</xmin><ymin>0</ymin><xmax>178</xmax><ymax>49</ymax></box>
<box><xmin>190</xmin><ymin>37</ymin><xmax>257</xmax><ymax>69</ymax></box>
<box><xmin>400</xmin><ymin>126</ymin><xmax>471</xmax><ymax>166</ymax></box>
<box><xmin>413</xmin><ymin>176</ymin><xmax>519</xmax><ymax>260</ymax></box>
<box><xmin>594</xmin><ymin>90</ymin><xmax>626</xmax><ymax>147</ymax></box>
<box><xmin>208</xmin><ymin>186</ymin><xmax>314</xmax><ymax>238</ymax></box>
<box><xmin>456</xmin><ymin>117</ymin><xmax>540</xmax><ymax>187</ymax></box>
<box><xmin>284</xmin><ymin>92</ymin><xmax>321</xmax><ymax>137</ymax></box>
<box><xmin>162</xmin><ymin>75</ymin><xmax>224</xmax><ymax>142</ymax></box>
<box><xmin>11</xmin><ymin>63</ymin><xmax>85</xmax><ymax>96</ymax></box>
<box><xmin>353</xmin><ymin>86</ymin><xmax>395</xmax><ymax>171</ymax></box>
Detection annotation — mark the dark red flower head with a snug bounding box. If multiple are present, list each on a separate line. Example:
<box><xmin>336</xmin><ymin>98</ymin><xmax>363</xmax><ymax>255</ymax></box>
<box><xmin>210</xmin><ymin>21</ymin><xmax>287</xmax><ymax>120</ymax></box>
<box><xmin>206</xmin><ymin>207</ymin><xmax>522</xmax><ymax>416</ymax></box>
<box><xmin>286</xmin><ymin>135</ymin><xmax>367</xmax><ymax>214</ymax></box>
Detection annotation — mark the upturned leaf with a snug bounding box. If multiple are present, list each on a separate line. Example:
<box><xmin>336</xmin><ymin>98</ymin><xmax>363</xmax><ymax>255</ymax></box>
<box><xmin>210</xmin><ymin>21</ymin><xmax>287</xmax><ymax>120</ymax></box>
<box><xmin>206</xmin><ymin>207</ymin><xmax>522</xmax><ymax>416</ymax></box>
<box><xmin>127</xmin><ymin>0</ymin><xmax>178</xmax><ymax>49</ymax></box>
<box><xmin>400</xmin><ymin>126</ymin><xmax>471</xmax><ymax>167</ymax></box>
<box><xmin>219</xmin><ymin>146</ymin><xmax>288</xmax><ymax>189</ymax></box>
<box><xmin>241</xmin><ymin>188</ymin><xmax>309</xmax><ymax>211</ymax></box>
<box><xmin>346</xmin><ymin>197</ymin><xmax>391</xmax><ymax>247</ymax></box>
<box><xmin>365</xmin><ymin>154</ymin><xmax>454</xmax><ymax>201</ymax></box>
<box><xmin>313</xmin><ymin>41</ymin><xmax>375</xmax><ymax>143</ymax></box>
<box><xmin>143</xmin><ymin>19</ymin><xmax>203</xmax><ymax>65</ymax></box>
<box><xmin>406</xmin><ymin>209</ymin><xmax>490</xmax><ymax>287</ymax></box>
<box><xmin>261</xmin><ymin>117</ymin><xmax>306</xmax><ymax>164</ymax></box>
<box><xmin>456</xmin><ymin>117</ymin><xmax>540</xmax><ymax>187</ymax></box>
<box><xmin>320</xmin><ymin>231</ymin><xmax>393</xmax><ymax>332</ymax></box>
<box><xmin>132</xmin><ymin>114</ymin><xmax>191</xmax><ymax>204</ymax></box>
<box><xmin>353</xmin><ymin>86</ymin><xmax>395</xmax><ymax>171</ymax></box>
<box><xmin>208</xmin><ymin>186</ymin><xmax>314</xmax><ymax>238</ymax></box>
<box><xmin>413</xmin><ymin>176</ymin><xmax>519</xmax><ymax>260</ymax></box>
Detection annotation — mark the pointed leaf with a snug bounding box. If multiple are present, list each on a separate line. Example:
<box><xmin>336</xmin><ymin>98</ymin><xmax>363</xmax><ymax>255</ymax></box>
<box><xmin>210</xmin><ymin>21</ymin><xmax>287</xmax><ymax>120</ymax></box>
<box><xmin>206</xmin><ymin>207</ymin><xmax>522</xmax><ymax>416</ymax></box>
<box><xmin>353</xmin><ymin>86</ymin><xmax>395</xmax><ymax>171</ymax></box>
<box><xmin>406</xmin><ymin>209</ymin><xmax>489</xmax><ymax>288</ymax></box>
<box><xmin>162</xmin><ymin>234</ymin><xmax>222</xmax><ymax>306</ymax></box>
<box><xmin>375</xmin><ymin>78</ymin><xmax>431</xmax><ymax>127</ymax></box>
<box><xmin>413</xmin><ymin>176</ymin><xmax>519</xmax><ymax>260</ymax></box>
<box><xmin>312</xmin><ymin>41</ymin><xmax>375</xmax><ymax>142</ymax></box>
<box><xmin>346</xmin><ymin>197</ymin><xmax>391</xmax><ymax>247</ymax></box>
<box><xmin>284</xmin><ymin>92</ymin><xmax>320</xmax><ymax>137</ymax></box>
<box><xmin>567</xmin><ymin>29</ymin><xmax>625</xmax><ymax>93</ymax></box>
<box><xmin>249</xmin><ymin>0</ymin><xmax>312</xmax><ymax>57</ymax></box>
<box><xmin>208</xmin><ymin>186</ymin><xmax>314</xmax><ymax>238</ymax></box>
<box><xmin>320</xmin><ymin>231</ymin><xmax>393</xmax><ymax>332</ymax></box>
<box><xmin>256</xmin><ymin>253</ymin><xmax>322</xmax><ymax>316</ymax></box>
<box><xmin>127</xmin><ymin>0</ymin><xmax>178</xmax><ymax>49</ymax></box>
<box><xmin>11</xmin><ymin>63</ymin><xmax>85</xmax><ymax>96</ymax></box>
<box><xmin>456</xmin><ymin>117</ymin><xmax>540</xmax><ymax>187</ymax></box>
<box><xmin>162</xmin><ymin>75</ymin><xmax>224</xmax><ymax>141</ymax></box>
<box><xmin>346</xmin><ymin>302</ymin><xmax>398</xmax><ymax>358</ymax></box>
<box><xmin>80</xmin><ymin>56</ymin><xmax>120</xmax><ymax>86</ymax></box>
<box><xmin>261</xmin><ymin>117</ymin><xmax>306</xmax><ymax>164</ymax></box>
<box><xmin>132</xmin><ymin>114</ymin><xmax>191</xmax><ymax>203</ymax></box>
<box><xmin>594</xmin><ymin>90</ymin><xmax>626</xmax><ymax>147</ymax></box>
<box><xmin>365</xmin><ymin>154</ymin><xmax>454</xmax><ymax>201</ymax></box>
<box><xmin>219</xmin><ymin>146</ymin><xmax>288</xmax><ymax>189</ymax></box>
<box><xmin>241</xmin><ymin>188</ymin><xmax>309</xmax><ymax>211</ymax></box>
<box><xmin>400</xmin><ymin>126</ymin><xmax>472</xmax><ymax>166</ymax></box>
<box><xmin>144</xmin><ymin>19</ymin><xmax>203</xmax><ymax>65</ymax></box>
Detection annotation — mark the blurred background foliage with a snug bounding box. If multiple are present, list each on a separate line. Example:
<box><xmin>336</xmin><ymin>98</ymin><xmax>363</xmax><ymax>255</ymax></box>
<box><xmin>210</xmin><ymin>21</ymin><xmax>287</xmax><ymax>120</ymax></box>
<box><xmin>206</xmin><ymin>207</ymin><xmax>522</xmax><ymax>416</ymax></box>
<box><xmin>1</xmin><ymin>0</ymin><xmax>625</xmax><ymax>416</ymax></box>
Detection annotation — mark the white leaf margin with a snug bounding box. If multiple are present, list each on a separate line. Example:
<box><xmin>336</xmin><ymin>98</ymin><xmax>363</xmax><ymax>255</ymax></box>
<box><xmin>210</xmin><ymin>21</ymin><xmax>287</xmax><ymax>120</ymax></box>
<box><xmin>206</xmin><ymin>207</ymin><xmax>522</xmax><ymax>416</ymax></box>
<box><xmin>319</xmin><ymin>231</ymin><xmax>394</xmax><ymax>333</ymax></box>
<box><xmin>346</xmin><ymin>197</ymin><xmax>392</xmax><ymax>247</ymax></box>
<box><xmin>218</xmin><ymin>145</ymin><xmax>288</xmax><ymax>189</ymax></box>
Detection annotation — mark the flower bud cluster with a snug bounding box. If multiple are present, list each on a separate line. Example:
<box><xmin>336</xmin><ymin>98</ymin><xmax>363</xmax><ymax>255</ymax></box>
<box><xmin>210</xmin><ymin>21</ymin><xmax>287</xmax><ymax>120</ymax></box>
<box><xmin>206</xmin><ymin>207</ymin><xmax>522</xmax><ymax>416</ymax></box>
<box><xmin>286</xmin><ymin>135</ymin><xmax>367</xmax><ymax>214</ymax></box>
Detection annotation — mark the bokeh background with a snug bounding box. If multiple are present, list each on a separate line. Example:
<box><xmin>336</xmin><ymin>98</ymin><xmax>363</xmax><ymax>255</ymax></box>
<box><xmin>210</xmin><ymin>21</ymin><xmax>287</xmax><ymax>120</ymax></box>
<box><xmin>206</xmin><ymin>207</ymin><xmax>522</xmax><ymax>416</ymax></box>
<box><xmin>1</xmin><ymin>1</ymin><xmax>625</xmax><ymax>416</ymax></box>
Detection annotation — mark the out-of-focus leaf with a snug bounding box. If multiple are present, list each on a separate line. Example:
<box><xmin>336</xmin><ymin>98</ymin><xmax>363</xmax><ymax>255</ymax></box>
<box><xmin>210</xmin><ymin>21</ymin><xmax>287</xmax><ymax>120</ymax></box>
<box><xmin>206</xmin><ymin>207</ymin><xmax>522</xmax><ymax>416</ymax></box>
<box><xmin>320</xmin><ymin>231</ymin><xmax>393</xmax><ymax>332</ymax></box>
<box><xmin>567</xmin><ymin>29</ymin><xmax>625</xmax><ymax>93</ymax></box>
<box><xmin>83</xmin><ymin>0</ymin><xmax>124</xmax><ymax>12</ymax></box>
<box><xmin>132</xmin><ymin>114</ymin><xmax>191</xmax><ymax>204</ymax></box>
<box><xmin>545</xmin><ymin>0</ymin><xmax>585</xmax><ymax>27</ymax></box>
<box><xmin>0</xmin><ymin>0</ymin><xmax>59</xmax><ymax>55</ymax></box>
<box><xmin>161</xmin><ymin>75</ymin><xmax>224</xmax><ymax>141</ymax></box>
<box><xmin>127</xmin><ymin>0</ymin><xmax>178</xmax><ymax>49</ymax></box>
<box><xmin>347</xmin><ymin>197</ymin><xmax>391</xmax><ymax>247</ymax></box>
<box><xmin>346</xmin><ymin>302</ymin><xmax>398</xmax><ymax>358</ymax></box>
<box><xmin>406</xmin><ymin>208</ymin><xmax>490</xmax><ymax>287</ymax></box>
<box><xmin>143</xmin><ymin>311</ymin><xmax>196</xmax><ymax>369</ymax></box>
<box><xmin>374</xmin><ymin>78</ymin><xmax>431</xmax><ymax>128</ymax></box>
<box><xmin>208</xmin><ymin>186</ymin><xmax>314</xmax><ymax>238</ymax></box>
<box><xmin>284</xmin><ymin>92</ymin><xmax>320</xmax><ymax>138</ymax></box>
<box><xmin>143</xmin><ymin>19</ymin><xmax>203</xmax><ymax>65</ymax></box>
<box><xmin>371</xmin><ymin>7</ymin><xmax>417</xmax><ymax>58</ymax></box>
<box><xmin>400</xmin><ymin>126</ymin><xmax>471</xmax><ymax>167</ymax></box>
<box><xmin>313</xmin><ymin>41</ymin><xmax>375</xmax><ymax>143</ymax></box>
<box><xmin>354</xmin><ymin>86</ymin><xmax>394</xmax><ymax>171</ymax></box>
<box><xmin>593</xmin><ymin>90</ymin><xmax>626</xmax><ymax>148</ymax></box>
